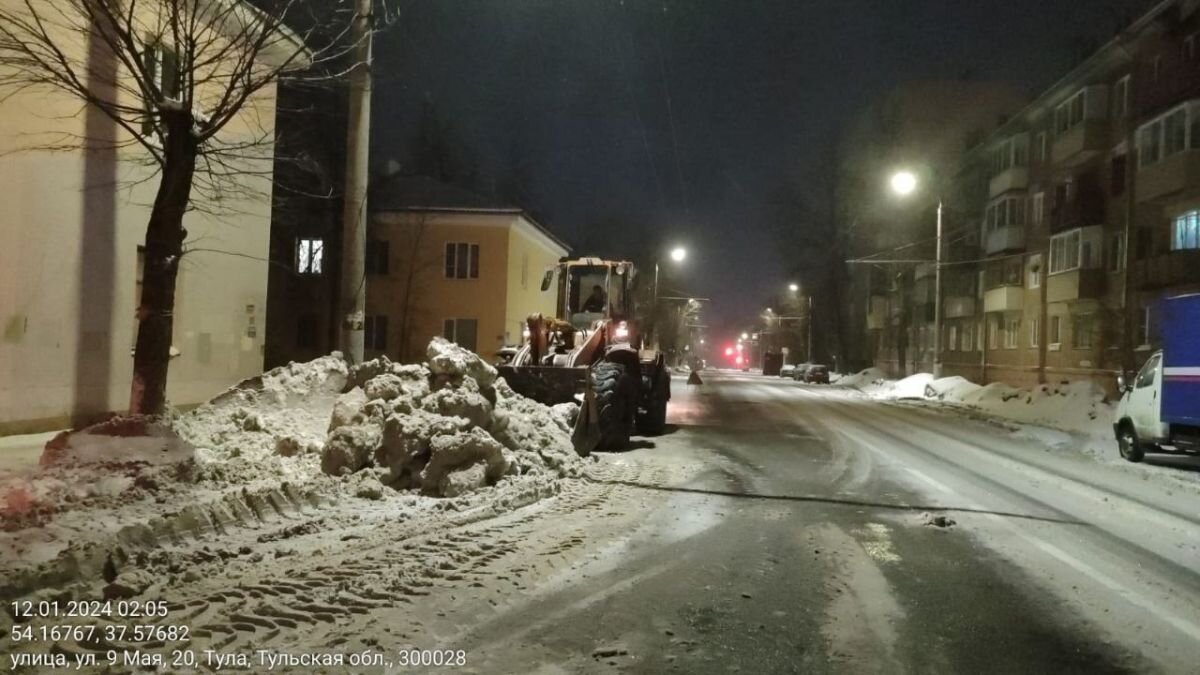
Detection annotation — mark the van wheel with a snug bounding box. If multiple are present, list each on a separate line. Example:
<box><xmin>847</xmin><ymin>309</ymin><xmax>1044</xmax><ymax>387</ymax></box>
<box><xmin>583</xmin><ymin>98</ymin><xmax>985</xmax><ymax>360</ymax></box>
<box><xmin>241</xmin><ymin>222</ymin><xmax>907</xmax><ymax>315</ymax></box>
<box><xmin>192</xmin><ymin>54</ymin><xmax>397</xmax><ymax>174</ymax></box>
<box><xmin>1118</xmin><ymin>424</ymin><xmax>1145</xmax><ymax>463</ymax></box>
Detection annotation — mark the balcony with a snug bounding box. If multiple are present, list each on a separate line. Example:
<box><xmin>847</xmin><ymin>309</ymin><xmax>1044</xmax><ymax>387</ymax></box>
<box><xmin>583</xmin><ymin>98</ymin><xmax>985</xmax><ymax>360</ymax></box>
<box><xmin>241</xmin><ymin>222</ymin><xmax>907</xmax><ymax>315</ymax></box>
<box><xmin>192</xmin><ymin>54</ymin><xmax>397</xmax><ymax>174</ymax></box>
<box><xmin>1052</xmin><ymin>120</ymin><xmax>1108</xmax><ymax>167</ymax></box>
<box><xmin>1136</xmin><ymin>150</ymin><xmax>1200</xmax><ymax>203</ymax></box>
<box><xmin>985</xmin><ymin>225</ymin><xmax>1026</xmax><ymax>255</ymax></box>
<box><xmin>989</xmin><ymin>167</ymin><xmax>1029</xmax><ymax>197</ymax></box>
<box><xmin>944</xmin><ymin>296</ymin><xmax>976</xmax><ymax>319</ymax></box>
<box><xmin>1046</xmin><ymin>268</ymin><xmax>1106</xmax><ymax>303</ymax></box>
<box><xmin>983</xmin><ymin>285</ymin><xmax>1024</xmax><ymax>313</ymax></box>
<box><xmin>1132</xmin><ymin>250</ymin><xmax>1200</xmax><ymax>290</ymax></box>
<box><xmin>867</xmin><ymin>295</ymin><xmax>887</xmax><ymax>330</ymax></box>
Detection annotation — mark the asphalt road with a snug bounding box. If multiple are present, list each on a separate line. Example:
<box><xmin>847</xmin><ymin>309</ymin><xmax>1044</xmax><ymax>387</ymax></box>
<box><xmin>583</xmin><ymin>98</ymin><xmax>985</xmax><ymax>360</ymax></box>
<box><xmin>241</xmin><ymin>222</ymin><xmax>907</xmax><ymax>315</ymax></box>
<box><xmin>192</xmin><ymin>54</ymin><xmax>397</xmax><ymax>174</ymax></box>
<box><xmin>449</xmin><ymin>370</ymin><xmax>1200</xmax><ymax>674</ymax></box>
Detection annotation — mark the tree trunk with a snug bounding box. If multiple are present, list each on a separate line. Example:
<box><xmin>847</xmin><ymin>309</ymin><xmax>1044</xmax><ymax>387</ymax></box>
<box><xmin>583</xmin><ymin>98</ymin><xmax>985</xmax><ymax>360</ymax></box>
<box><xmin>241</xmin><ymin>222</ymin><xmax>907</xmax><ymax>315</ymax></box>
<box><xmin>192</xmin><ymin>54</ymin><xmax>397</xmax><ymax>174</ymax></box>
<box><xmin>129</xmin><ymin>112</ymin><xmax>197</xmax><ymax>415</ymax></box>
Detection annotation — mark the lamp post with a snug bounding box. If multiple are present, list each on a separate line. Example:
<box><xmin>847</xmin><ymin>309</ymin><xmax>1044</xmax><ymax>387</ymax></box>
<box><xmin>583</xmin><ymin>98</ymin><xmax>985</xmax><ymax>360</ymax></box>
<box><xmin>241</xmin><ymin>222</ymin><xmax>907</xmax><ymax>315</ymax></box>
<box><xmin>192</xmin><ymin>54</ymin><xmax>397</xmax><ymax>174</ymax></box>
<box><xmin>891</xmin><ymin>170</ymin><xmax>944</xmax><ymax>378</ymax></box>
<box><xmin>654</xmin><ymin>246</ymin><xmax>688</xmax><ymax>301</ymax></box>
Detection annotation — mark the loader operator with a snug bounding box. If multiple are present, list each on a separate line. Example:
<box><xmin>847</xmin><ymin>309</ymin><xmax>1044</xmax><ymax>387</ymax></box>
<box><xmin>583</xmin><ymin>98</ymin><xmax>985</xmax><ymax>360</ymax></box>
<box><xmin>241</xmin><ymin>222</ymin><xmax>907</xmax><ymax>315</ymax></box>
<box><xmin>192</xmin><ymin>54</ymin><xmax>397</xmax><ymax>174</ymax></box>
<box><xmin>582</xmin><ymin>285</ymin><xmax>607</xmax><ymax>313</ymax></box>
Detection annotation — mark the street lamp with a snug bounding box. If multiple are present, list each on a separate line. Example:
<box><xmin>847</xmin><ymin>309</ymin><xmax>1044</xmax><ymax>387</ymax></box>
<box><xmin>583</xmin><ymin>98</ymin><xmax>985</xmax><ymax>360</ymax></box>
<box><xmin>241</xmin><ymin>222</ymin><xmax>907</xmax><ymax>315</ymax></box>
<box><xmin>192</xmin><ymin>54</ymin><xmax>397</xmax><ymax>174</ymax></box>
<box><xmin>890</xmin><ymin>169</ymin><xmax>944</xmax><ymax>378</ymax></box>
<box><xmin>655</xmin><ymin>246</ymin><xmax>688</xmax><ymax>301</ymax></box>
<box><xmin>741</xmin><ymin>332</ymin><xmax>749</xmax><ymax>340</ymax></box>
<box><xmin>788</xmin><ymin>283</ymin><xmax>799</xmax><ymax>293</ymax></box>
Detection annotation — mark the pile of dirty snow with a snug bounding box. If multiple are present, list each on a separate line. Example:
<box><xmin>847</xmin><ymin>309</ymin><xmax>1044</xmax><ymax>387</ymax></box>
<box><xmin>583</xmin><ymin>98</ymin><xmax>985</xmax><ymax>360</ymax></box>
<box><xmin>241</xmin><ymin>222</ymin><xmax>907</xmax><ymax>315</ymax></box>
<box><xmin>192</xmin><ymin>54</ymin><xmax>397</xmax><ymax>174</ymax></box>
<box><xmin>0</xmin><ymin>340</ymin><xmax>583</xmax><ymax>600</ymax></box>
<box><xmin>320</xmin><ymin>338</ymin><xmax>580</xmax><ymax>497</ymax></box>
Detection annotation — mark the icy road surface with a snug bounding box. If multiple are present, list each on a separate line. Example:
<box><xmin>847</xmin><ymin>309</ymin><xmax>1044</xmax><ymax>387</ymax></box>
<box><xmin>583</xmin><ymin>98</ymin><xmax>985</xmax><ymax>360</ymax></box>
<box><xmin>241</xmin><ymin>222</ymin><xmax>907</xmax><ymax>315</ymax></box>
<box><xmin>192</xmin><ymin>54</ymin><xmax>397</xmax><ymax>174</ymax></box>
<box><xmin>10</xmin><ymin>371</ymin><xmax>1200</xmax><ymax>673</ymax></box>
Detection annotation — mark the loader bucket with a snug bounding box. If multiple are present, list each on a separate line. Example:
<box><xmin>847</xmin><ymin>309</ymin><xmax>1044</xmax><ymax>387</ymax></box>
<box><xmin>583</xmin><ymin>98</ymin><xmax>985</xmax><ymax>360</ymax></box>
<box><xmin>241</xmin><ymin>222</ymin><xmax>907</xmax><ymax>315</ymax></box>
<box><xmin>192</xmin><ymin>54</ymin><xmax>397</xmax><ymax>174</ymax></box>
<box><xmin>496</xmin><ymin>364</ymin><xmax>601</xmax><ymax>456</ymax></box>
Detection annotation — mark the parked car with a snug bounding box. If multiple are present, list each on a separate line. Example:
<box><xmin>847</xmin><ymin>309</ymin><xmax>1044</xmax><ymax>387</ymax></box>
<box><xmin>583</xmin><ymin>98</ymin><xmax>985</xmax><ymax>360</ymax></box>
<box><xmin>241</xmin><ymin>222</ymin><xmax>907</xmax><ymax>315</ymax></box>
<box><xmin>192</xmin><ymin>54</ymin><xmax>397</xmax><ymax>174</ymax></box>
<box><xmin>779</xmin><ymin>364</ymin><xmax>796</xmax><ymax>379</ymax></box>
<box><xmin>1114</xmin><ymin>294</ymin><xmax>1200</xmax><ymax>462</ymax></box>
<box><xmin>803</xmin><ymin>364</ymin><xmax>830</xmax><ymax>384</ymax></box>
<box><xmin>791</xmin><ymin>363</ymin><xmax>812</xmax><ymax>381</ymax></box>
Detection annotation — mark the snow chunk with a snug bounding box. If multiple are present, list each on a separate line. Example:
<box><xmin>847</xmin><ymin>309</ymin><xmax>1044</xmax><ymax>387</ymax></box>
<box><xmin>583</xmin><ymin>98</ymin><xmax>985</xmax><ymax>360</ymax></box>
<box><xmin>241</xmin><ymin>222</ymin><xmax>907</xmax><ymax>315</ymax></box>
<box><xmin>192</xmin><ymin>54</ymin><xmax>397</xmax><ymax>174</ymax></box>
<box><xmin>427</xmin><ymin>337</ymin><xmax>498</xmax><ymax>388</ymax></box>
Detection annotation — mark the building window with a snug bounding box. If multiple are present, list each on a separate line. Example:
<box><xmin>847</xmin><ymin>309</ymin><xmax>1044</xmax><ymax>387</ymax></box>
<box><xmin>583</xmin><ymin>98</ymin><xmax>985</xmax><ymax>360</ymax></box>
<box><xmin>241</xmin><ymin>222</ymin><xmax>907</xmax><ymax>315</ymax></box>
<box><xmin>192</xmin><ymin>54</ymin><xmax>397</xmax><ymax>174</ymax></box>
<box><xmin>1054</xmin><ymin>89</ymin><xmax>1087</xmax><ymax>135</ymax></box>
<box><xmin>1072</xmin><ymin>315</ymin><xmax>1094</xmax><ymax>350</ymax></box>
<box><xmin>1030</xmin><ymin>317</ymin><xmax>1040</xmax><ymax>348</ymax></box>
<box><xmin>1186</xmin><ymin>35</ymin><xmax>1197</xmax><ymax>62</ymax></box>
<box><xmin>1108</xmin><ymin>233</ymin><xmax>1125</xmax><ymax>272</ymax></box>
<box><xmin>1049</xmin><ymin>228</ymin><xmax>1102</xmax><ymax>274</ymax></box>
<box><xmin>1138</xmin><ymin>100</ymin><xmax>1200</xmax><ymax>167</ymax></box>
<box><xmin>140</xmin><ymin>40</ymin><xmax>183</xmax><ymax>135</ymax></box>
<box><xmin>990</xmin><ymin>136</ymin><xmax>1029</xmax><ymax>176</ymax></box>
<box><xmin>961</xmin><ymin>323</ymin><xmax>973</xmax><ymax>352</ymax></box>
<box><xmin>1004</xmin><ymin>316</ymin><xmax>1020</xmax><ymax>349</ymax></box>
<box><xmin>1049</xmin><ymin>315</ymin><xmax>1062</xmax><ymax>348</ymax></box>
<box><xmin>985</xmin><ymin>195</ymin><xmax>1027</xmax><ymax>232</ymax></box>
<box><xmin>988</xmin><ymin>317</ymin><xmax>999</xmax><ymax>349</ymax></box>
<box><xmin>364</xmin><ymin>315</ymin><xmax>388</xmax><ymax>351</ymax></box>
<box><xmin>1153</xmin><ymin>55</ymin><xmax>1164</xmax><ymax>82</ymax></box>
<box><xmin>1031</xmin><ymin>192</ymin><xmax>1044</xmax><ymax>226</ymax></box>
<box><xmin>1113</xmin><ymin>76</ymin><xmax>1130</xmax><ymax>118</ymax></box>
<box><xmin>296</xmin><ymin>315</ymin><xmax>318</xmax><ymax>349</ymax></box>
<box><xmin>444</xmin><ymin>242</ymin><xmax>480</xmax><ymax>279</ymax></box>
<box><xmin>366</xmin><ymin>240</ymin><xmax>389</xmax><ymax>275</ymax></box>
<box><xmin>977</xmin><ymin>319</ymin><xmax>985</xmax><ymax>351</ymax></box>
<box><xmin>948</xmin><ymin>324</ymin><xmax>958</xmax><ymax>352</ymax></box>
<box><xmin>443</xmin><ymin>318</ymin><xmax>478</xmax><ymax>352</ymax></box>
<box><xmin>1173</xmin><ymin>210</ymin><xmax>1200</xmax><ymax>250</ymax></box>
<box><xmin>1028</xmin><ymin>253</ymin><xmax>1043</xmax><ymax>288</ymax></box>
<box><xmin>1111</xmin><ymin>154</ymin><xmax>1127</xmax><ymax>196</ymax></box>
<box><xmin>1036</xmin><ymin>132</ymin><xmax>1048</xmax><ymax>162</ymax></box>
<box><xmin>297</xmin><ymin>238</ymin><xmax>324</xmax><ymax>274</ymax></box>
<box><xmin>1139</xmin><ymin>306</ymin><xmax>1152</xmax><ymax>347</ymax></box>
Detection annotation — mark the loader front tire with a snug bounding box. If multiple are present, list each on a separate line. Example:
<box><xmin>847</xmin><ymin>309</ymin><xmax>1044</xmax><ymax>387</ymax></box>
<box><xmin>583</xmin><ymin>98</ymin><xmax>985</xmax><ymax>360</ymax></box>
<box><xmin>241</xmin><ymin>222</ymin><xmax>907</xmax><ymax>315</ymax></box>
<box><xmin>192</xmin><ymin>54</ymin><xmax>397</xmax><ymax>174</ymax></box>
<box><xmin>592</xmin><ymin>361</ymin><xmax>635</xmax><ymax>450</ymax></box>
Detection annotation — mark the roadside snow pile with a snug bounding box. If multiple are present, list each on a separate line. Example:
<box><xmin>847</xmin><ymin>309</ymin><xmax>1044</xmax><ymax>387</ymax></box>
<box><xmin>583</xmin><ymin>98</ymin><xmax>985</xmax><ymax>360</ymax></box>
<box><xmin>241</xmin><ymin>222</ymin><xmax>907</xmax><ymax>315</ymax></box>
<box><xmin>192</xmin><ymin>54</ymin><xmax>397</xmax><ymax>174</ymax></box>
<box><xmin>942</xmin><ymin>379</ymin><xmax>1112</xmax><ymax>438</ymax></box>
<box><xmin>321</xmin><ymin>338</ymin><xmax>580</xmax><ymax>496</ymax></box>
<box><xmin>840</xmin><ymin>371</ymin><xmax>1113</xmax><ymax>439</ymax></box>
<box><xmin>833</xmin><ymin>368</ymin><xmax>886</xmax><ymax>389</ymax></box>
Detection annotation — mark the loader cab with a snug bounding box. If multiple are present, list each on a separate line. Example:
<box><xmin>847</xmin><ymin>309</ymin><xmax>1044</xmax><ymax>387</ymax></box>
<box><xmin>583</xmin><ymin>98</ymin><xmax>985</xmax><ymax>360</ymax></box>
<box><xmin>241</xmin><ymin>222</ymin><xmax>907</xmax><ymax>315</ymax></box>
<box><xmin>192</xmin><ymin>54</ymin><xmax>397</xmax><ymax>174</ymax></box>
<box><xmin>555</xmin><ymin>259</ymin><xmax>635</xmax><ymax>330</ymax></box>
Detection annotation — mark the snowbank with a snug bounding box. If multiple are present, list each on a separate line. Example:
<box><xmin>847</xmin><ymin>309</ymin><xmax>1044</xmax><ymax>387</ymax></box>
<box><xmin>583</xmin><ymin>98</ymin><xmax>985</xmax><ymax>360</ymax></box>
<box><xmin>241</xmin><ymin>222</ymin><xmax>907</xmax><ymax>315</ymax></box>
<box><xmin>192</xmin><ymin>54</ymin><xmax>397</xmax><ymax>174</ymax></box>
<box><xmin>0</xmin><ymin>340</ymin><xmax>582</xmax><ymax>599</ymax></box>
<box><xmin>833</xmin><ymin>368</ymin><xmax>886</xmax><ymax>389</ymax></box>
<box><xmin>838</xmin><ymin>371</ymin><xmax>1113</xmax><ymax>439</ymax></box>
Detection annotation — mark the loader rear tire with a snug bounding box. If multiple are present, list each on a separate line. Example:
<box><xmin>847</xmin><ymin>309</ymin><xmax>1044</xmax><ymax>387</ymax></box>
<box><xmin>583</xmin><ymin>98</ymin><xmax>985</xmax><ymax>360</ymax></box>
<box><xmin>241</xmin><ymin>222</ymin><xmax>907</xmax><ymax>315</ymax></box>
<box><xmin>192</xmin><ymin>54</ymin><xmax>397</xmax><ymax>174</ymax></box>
<box><xmin>637</xmin><ymin>371</ymin><xmax>669</xmax><ymax>436</ymax></box>
<box><xmin>592</xmin><ymin>361</ymin><xmax>635</xmax><ymax>450</ymax></box>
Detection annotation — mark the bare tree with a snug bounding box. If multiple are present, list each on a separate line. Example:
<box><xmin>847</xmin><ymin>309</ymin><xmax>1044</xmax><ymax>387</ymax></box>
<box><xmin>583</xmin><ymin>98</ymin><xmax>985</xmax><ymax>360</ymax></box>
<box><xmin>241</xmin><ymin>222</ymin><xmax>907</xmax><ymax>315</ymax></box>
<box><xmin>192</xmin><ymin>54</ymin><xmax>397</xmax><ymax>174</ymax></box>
<box><xmin>0</xmin><ymin>0</ymin><xmax>361</xmax><ymax>414</ymax></box>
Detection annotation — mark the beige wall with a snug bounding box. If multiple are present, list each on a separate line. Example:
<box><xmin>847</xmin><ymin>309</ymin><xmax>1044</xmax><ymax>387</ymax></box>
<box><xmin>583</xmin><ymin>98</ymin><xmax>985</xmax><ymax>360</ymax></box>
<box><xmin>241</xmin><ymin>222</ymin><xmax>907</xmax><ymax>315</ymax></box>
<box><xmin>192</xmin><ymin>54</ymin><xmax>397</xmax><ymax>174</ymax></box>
<box><xmin>0</xmin><ymin>1</ymin><xmax>282</xmax><ymax>432</ymax></box>
<box><xmin>504</xmin><ymin>218</ymin><xmax>568</xmax><ymax>344</ymax></box>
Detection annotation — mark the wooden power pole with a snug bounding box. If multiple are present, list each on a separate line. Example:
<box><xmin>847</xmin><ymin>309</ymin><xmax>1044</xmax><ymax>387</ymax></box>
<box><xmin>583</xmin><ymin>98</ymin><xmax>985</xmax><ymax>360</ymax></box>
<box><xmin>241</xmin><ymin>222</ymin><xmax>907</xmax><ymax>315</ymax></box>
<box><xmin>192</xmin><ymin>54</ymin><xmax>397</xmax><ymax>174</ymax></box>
<box><xmin>338</xmin><ymin>0</ymin><xmax>373</xmax><ymax>363</ymax></box>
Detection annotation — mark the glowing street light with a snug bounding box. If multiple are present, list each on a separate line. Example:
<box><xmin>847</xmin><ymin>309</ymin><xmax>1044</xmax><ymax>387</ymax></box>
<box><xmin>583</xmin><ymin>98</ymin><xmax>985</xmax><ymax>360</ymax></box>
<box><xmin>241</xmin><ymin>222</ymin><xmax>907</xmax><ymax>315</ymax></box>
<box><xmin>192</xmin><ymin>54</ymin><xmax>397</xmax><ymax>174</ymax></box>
<box><xmin>788</xmin><ymin>283</ymin><xmax>800</xmax><ymax>292</ymax></box>
<box><xmin>670</xmin><ymin>247</ymin><xmax>687</xmax><ymax>263</ymax></box>
<box><xmin>890</xmin><ymin>170</ymin><xmax>918</xmax><ymax>196</ymax></box>
<box><xmin>741</xmin><ymin>332</ymin><xmax>749</xmax><ymax>340</ymax></box>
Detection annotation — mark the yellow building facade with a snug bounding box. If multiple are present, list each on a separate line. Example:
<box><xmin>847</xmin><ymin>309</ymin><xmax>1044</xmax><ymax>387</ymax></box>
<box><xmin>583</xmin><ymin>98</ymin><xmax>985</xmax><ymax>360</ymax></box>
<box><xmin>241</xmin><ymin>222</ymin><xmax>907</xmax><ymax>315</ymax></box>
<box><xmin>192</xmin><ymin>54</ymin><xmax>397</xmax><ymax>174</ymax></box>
<box><xmin>0</xmin><ymin>1</ymin><xmax>301</xmax><ymax>433</ymax></box>
<box><xmin>366</xmin><ymin>208</ymin><xmax>570</xmax><ymax>363</ymax></box>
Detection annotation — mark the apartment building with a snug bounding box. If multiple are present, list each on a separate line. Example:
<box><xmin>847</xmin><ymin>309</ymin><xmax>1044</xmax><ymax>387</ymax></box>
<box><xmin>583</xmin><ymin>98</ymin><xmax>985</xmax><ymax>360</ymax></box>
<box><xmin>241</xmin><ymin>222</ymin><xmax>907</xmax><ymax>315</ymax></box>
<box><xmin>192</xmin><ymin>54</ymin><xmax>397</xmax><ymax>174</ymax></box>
<box><xmin>876</xmin><ymin>0</ymin><xmax>1200</xmax><ymax>392</ymax></box>
<box><xmin>266</xmin><ymin>175</ymin><xmax>570</xmax><ymax>366</ymax></box>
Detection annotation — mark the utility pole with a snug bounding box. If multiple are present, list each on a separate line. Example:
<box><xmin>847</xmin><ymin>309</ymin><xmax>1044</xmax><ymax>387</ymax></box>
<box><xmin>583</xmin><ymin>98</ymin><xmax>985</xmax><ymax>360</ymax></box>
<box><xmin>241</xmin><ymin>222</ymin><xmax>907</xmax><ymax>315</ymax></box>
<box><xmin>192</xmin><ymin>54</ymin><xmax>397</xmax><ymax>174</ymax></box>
<box><xmin>933</xmin><ymin>199</ymin><xmax>944</xmax><ymax>378</ymax></box>
<box><xmin>338</xmin><ymin>0</ymin><xmax>373</xmax><ymax>364</ymax></box>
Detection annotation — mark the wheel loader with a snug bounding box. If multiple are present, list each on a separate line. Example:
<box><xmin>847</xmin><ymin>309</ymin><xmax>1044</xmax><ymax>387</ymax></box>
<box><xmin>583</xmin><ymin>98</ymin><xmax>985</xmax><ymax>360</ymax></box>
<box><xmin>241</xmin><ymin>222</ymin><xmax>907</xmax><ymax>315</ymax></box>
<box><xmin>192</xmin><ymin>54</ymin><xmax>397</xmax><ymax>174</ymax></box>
<box><xmin>497</xmin><ymin>258</ymin><xmax>671</xmax><ymax>455</ymax></box>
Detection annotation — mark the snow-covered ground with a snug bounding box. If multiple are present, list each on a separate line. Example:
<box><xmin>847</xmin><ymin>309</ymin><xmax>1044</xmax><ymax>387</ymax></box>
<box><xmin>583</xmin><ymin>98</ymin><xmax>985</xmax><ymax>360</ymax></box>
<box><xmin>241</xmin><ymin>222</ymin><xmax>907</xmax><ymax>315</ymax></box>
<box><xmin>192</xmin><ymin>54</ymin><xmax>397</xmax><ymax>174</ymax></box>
<box><xmin>833</xmin><ymin>369</ymin><xmax>1115</xmax><ymax>453</ymax></box>
<box><xmin>0</xmin><ymin>339</ymin><xmax>584</xmax><ymax>605</ymax></box>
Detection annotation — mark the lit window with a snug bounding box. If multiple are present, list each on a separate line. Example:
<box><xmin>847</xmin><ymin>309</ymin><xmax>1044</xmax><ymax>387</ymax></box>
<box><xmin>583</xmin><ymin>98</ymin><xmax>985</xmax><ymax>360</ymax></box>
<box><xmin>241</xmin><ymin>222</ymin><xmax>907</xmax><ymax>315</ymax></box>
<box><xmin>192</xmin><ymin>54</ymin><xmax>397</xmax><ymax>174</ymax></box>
<box><xmin>1173</xmin><ymin>210</ymin><xmax>1200</xmax><ymax>250</ymax></box>
<box><xmin>297</xmin><ymin>238</ymin><xmax>324</xmax><ymax>274</ymax></box>
<box><xmin>1005</xmin><ymin>316</ymin><xmax>1020</xmax><ymax>349</ymax></box>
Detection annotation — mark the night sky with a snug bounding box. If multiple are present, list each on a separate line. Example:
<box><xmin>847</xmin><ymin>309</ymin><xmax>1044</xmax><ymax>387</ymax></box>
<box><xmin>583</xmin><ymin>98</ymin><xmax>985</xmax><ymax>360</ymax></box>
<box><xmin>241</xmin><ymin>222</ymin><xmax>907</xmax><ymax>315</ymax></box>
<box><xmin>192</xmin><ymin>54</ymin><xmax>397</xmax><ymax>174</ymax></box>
<box><xmin>370</xmin><ymin>0</ymin><xmax>1148</xmax><ymax>335</ymax></box>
